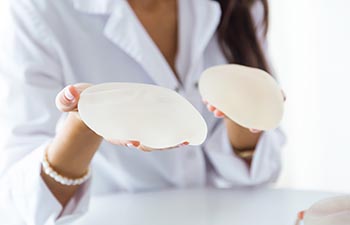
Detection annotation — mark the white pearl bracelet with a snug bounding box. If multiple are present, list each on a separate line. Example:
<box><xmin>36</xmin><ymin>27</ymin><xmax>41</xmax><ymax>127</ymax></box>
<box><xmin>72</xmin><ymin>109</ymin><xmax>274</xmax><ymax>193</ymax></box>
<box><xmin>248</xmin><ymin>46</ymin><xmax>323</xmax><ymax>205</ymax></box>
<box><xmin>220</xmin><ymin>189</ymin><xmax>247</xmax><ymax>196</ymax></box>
<box><xmin>42</xmin><ymin>151</ymin><xmax>91</xmax><ymax>186</ymax></box>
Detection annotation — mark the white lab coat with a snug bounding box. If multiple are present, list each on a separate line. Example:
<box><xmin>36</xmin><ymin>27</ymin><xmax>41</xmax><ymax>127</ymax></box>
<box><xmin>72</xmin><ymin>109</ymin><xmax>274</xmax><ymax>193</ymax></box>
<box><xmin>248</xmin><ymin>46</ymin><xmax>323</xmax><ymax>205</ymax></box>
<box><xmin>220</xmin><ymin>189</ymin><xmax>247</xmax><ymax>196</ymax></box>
<box><xmin>0</xmin><ymin>0</ymin><xmax>285</xmax><ymax>224</ymax></box>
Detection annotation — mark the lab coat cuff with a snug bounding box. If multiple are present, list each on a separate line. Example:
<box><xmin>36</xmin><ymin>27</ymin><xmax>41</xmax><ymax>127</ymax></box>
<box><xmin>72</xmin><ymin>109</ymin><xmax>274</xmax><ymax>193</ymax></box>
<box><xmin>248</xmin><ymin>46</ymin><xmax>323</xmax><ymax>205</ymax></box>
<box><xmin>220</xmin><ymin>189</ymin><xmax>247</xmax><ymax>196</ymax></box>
<box><xmin>204</xmin><ymin>121</ymin><xmax>285</xmax><ymax>186</ymax></box>
<box><xmin>8</xmin><ymin>141</ymin><xmax>92</xmax><ymax>225</ymax></box>
<box><xmin>204</xmin><ymin>122</ymin><xmax>250</xmax><ymax>186</ymax></box>
<box><xmin>250</xmin><ymin>128</ymin><xmax>285</xmax><ymax>183</ymax></box>
<box><xmin>57</xmin><ymin>178</ymin><xmax>92</xmax><ymax>224</ymax></box>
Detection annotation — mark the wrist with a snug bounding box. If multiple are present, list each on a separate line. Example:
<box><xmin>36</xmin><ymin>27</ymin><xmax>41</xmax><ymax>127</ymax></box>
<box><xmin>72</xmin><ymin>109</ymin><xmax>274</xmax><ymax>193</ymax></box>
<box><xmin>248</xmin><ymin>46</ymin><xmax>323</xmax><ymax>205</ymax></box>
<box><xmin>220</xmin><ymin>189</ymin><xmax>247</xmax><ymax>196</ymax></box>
<box><xmin>47</xmin><ymin>112</ymin><xmax>102</xmax><ymax>178</ymax></box>
<box><xmin>224</xmin><ymin>118</ymin><xmax>261</xmax><ymax>150</ymax></box>
<box><xmin>42</xmin><ymin>148</ymin><xmax>91</xmax><ymax>186</ymax></box>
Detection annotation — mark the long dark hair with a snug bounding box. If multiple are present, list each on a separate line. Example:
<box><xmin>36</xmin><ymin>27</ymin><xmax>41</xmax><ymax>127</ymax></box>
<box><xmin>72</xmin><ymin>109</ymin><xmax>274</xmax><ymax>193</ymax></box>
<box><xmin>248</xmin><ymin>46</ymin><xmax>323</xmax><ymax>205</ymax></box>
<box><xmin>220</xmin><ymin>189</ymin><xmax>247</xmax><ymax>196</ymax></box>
<box><xmin>216</xmin><ymin>0</ymin><xmax>270</xmax><ymax>72</ymax></box>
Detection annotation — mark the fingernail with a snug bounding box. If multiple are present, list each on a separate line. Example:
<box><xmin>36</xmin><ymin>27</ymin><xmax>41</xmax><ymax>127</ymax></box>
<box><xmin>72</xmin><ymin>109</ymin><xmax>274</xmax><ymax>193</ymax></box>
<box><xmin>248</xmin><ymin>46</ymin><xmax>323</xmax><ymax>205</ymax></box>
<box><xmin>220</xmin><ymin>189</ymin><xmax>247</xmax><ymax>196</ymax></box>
<box><xmin>250</xmin><ymin>128</ymin><xmax>261</xmax><ymax>133</ymax></box>
<box><xmin>126</xmin><ymin>143</ymin><xmax>135</xmax><ymax>148</ymax></box>
<box><xmin>298</xmin><ymin>211</ymin><xmax>305</xmax><ymax>219</ymax></box>
<box><xmin>180</xmin><ymin>142</ymin><xmax>189</xmax><ymax>146</ymax></box>
<box><xmin>214</xmin><ymin>110</ymin><xmax>224</xmax><ymax>118</ymax></box>
<box><xmin>64</xmin><ymin>87</ymin><xmax>74</xmax><ymax>101</ymax></box>
<box><xmin>207</xmin><ymin>104</ymin><xmax>214</xmax><ymax>111</ymax></box>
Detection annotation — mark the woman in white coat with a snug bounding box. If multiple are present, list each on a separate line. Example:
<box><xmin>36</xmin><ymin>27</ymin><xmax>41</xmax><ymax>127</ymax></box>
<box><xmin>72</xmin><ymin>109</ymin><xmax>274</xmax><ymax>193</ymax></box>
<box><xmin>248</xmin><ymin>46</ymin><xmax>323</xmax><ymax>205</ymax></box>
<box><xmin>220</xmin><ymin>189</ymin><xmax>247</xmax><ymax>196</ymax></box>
<box><xmin>0</xmin><ymin>0</ymin><xmax>285</xmax><ymax>224</ymax></box>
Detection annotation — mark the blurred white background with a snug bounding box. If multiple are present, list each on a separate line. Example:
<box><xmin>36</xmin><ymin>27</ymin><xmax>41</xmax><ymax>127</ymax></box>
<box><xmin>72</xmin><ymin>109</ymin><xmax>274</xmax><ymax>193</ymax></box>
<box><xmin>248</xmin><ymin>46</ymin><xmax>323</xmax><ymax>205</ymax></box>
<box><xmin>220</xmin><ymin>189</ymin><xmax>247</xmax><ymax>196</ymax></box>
<box><xmin>269</xmin><ymin>0</ymin><xmax>350</xmax><ymax>193</ymax></box>
<box><xmin>0</xmin><ymin>0</ymin><xmax>349</xmax><ymax>193</ymax></box>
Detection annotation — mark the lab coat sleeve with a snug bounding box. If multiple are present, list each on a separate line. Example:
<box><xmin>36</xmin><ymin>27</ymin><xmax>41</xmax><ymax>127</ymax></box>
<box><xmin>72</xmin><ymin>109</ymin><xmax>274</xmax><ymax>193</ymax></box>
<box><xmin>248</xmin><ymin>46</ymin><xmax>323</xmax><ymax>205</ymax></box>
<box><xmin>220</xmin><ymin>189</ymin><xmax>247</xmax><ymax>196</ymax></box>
<box><xmin>204</xmin><ymin>121</ymin><xmax>286</xmax><ymax>187</ymax></box>
<box><xmin>0</xmin><ymin>1</ymin><xmax>91</xmax><ymax>224</ymax></box>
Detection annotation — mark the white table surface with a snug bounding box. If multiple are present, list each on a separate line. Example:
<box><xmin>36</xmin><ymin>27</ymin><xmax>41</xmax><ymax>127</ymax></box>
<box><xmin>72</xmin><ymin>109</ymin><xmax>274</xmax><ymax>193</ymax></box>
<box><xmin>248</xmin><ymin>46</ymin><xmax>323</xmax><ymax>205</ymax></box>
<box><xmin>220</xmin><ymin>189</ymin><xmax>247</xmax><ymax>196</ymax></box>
<box><xmin>73</xmin><ymin>187</ymin><xmax>337</xmax><ymax>225</ymax></box>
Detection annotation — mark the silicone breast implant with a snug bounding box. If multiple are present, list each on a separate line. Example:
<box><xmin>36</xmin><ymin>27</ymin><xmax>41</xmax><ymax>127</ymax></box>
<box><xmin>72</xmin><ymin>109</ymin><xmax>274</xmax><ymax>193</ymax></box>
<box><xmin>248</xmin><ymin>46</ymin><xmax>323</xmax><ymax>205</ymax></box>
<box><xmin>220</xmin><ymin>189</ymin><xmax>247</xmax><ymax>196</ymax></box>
<box><xmin>199</xmin><ymin>64</ymin><xmax>284</xmax><ymax>130</ymax></box>
<box><xmin>78</xmin><ymin>82</ymin><xmax>208</xmax><ymax>149</ymax></box>
<box><xmin>304</xmin><ymin>196</ymin><xmax>350</xmax><ymax>225</ymax></box>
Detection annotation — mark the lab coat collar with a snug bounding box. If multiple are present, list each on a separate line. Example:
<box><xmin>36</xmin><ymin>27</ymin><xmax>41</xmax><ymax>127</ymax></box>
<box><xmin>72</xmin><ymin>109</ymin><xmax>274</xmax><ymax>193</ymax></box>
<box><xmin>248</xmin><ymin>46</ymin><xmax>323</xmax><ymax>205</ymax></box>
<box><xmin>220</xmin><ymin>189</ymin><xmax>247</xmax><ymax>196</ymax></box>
<box><xmin>73</xmin><ymin>0</ymin><xmax>221</xmax><ymax>91</ymax></box>
<box><xmin>72</xmin><ymin>0</ymin><xmax>120</xmax><ymax>15</ymax></box>
<box><xmin>104</xmin><ymin>1</ymin><xmax>180</xmax><ymax>90</ymax></box>
<box><xmin>185</xmin><ymin>0</ymin><xmax>221</xmax><ymax>89</ymax></box>
<box><xmin>73</xmin><ymin>0</ymin><xmax>179</xmax><ymax>90</ymax></box>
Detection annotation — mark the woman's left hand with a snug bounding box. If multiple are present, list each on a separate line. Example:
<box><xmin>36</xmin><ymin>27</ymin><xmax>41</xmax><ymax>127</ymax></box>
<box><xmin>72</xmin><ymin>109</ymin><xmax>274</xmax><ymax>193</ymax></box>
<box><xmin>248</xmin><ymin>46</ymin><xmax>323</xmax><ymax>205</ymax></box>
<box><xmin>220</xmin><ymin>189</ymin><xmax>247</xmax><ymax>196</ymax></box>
<box><xmin>203</xmin><ymin>99</ymin><xmax>262</xmax><ymax>134</ymax></box>
<box><xmin>203</xmin><ymin>89</ymin><xmax>286</xmax><ymax>134</ymax></box>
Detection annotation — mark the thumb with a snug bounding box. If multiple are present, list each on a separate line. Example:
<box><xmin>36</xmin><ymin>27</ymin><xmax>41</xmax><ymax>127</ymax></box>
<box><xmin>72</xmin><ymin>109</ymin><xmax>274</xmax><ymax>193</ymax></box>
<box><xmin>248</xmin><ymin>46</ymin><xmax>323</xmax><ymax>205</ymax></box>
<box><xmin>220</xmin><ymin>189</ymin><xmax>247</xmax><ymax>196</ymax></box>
<box><xmin>55</xmin><ymin>83</ymin><xmax>91</xmax><ymax>112</ymax></box>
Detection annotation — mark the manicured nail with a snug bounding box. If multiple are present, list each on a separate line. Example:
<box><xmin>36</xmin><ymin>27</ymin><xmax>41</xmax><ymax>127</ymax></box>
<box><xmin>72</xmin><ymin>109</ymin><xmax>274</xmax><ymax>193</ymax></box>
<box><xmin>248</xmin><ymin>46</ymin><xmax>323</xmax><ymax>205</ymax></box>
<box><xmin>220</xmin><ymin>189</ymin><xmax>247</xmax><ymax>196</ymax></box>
<box><xmin>250</xmin><ymin>128</ymin><xmax>261</xmax><ymax>133</ymax></box>
<box><xmin>64</xmin><ymin>87</ymin><xmax>74</xmax><ymax>101</ymax></box>
<box><xmin>180</xmin><ymin>142</ymin><xmax>189</xmax><ymax>146</ymax></box>
<box><xmin>214</xmin><ymin>110</ymin><xmax>224</xmax><ymax>118</ymax></box>
<box><xmin>126</xmin><ymin>143</ymin><xmax>135</xmax><ymax>148</ymax></box>
<box><xmin>298</xmin><ymin>211</ymin><xmax>305</xmax><ymax>220</ymax></box>
<box><xmin>207</xmin><ymin>104</ymin><xmax>215</xmax><ymax>112</ymax></box>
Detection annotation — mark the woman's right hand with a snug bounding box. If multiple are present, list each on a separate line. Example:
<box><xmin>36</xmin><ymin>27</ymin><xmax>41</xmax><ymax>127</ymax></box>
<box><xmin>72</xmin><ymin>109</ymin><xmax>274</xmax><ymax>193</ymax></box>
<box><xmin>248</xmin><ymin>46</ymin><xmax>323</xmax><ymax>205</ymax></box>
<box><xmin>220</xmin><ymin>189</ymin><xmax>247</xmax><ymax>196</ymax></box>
<box><xmin>46</xmin><ymin>84</ymin><xmax>188</xmax><ymax>206</ymax></box>
<box><xmin>55</xmin><ymin>84</ymin><xmax>189</xmax><ymax>152</ymax></box>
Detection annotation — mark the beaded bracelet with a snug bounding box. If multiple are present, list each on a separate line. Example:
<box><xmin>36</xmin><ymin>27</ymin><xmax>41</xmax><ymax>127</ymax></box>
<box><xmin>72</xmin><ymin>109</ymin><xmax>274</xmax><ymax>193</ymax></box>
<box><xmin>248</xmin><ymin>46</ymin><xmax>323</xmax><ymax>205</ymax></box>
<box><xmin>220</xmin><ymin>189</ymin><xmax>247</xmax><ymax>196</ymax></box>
<box><xmin>42</xmin><ymin>150</ymin><xmax>91</xmax><ymax>186</ymax></box>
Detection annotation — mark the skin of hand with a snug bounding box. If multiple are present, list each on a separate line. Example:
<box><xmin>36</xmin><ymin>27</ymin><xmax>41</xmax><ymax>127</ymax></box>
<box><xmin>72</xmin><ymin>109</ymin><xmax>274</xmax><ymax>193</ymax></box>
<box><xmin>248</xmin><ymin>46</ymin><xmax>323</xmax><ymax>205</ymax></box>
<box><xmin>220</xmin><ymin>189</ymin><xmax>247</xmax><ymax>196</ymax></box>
<box><xmin>203</xmin><ymin>90</ymin><xmax>286</xmax><ymax>151</ymax></box>
<box><xmin>203</xmin><ymin>99</ymin><xmax>262</xmax><ymax>134</ymax></box>
<box><xmin>56</xmin><ymin>84</ymin><xmax>189</xmax><ymax>152</ymax></box>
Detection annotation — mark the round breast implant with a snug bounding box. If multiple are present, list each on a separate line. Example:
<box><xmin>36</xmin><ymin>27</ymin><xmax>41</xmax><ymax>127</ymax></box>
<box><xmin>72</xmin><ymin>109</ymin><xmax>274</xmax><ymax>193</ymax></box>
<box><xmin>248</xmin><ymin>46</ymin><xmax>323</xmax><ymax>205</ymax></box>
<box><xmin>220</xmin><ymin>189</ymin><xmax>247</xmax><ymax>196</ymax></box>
<box><xmin>78</xmin><ymin>83</ymin><xmax>208</xmax><ymax>149</ymax></box>
<box><xmin>304</xmin><ymin>196</ymin><xmax>350</xmax><ymax>225</ymax></box>
<box><xmin>199</xmin><ymin>64</ymin><xmax>284</xmax><ymax>130</ymax></box>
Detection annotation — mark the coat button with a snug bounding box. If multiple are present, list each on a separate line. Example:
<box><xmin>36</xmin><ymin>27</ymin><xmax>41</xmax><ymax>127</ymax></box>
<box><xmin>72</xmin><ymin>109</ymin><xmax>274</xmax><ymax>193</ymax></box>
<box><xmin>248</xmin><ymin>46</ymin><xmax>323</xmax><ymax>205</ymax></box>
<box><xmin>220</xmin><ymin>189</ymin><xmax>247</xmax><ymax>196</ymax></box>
<box><xmin>194</xmin><ymin>81</ymin><xmax>199</xmax><ymax>89</ymax></box>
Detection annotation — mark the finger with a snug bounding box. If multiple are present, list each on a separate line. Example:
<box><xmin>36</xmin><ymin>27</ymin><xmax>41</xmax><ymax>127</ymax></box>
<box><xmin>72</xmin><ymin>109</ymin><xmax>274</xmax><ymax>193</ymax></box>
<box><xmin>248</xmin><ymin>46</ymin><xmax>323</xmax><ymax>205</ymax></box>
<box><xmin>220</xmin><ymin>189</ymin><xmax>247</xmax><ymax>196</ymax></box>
<box><xmin>298</xmin><ymin>211</ymin><xmax>305</xmax><ymax>220</ymax></box>
<box><xmin>204</xmin><ymin>100</ymin><xmax>225</xmax><ymax>118</ymax></box>
<box><xmin>126</xmin><ymin>141</ymin><xmax>141</xmax><ymax>148</ymax></box>
<box><xmin>180</xmin><ymin>141</ymin><xmax>190</xmax><ymax>146</ymax></box>
<box><xmin>137</xmin><ymin>141</ymin><xmax>190</xmax><ymax>152</ymax></box>
<box><xmin>206</xmin><ymin>104</ymin><xmax>216</xmax><ymax>112</ymax></box>
<box><xmin>294</xmin><ymin>211</ymin><xmax>305</xmax><ymax>225</ymax></box>
<box><xmin>249</xmin><ymin>128</ymin><xmax>262</xmax><ymax>133</ymax></box>
<box><xmin>55</xmin><ymin>85</ymin><xmax>80</xmax><ymax>112</ymax></box>
<box><xmin>108</xmin><ymin>139</ymin><xmax>189</xmax><ymax>151</ymax></box>
<box><xmin>55</xmin><ymin>83</ymin><xmax>92</xmax><ymax>112</ymax></box>
<box><xmin>213</xmin><ymin>109</ymin><xmax>225</xmax><ymax>118</ymax></box>
<box><xmin>107</xmin><ymin>139</ymin><xmax>141</xmax><ymax>148</ymax></box>
<box><xmin>136</xmin><ymin>144</ymin><xmax>153</xmax><ymax>152</ymax></box>
<box><xmin>156</xmin><ymin>141</ymin><xmax>189</xmax><ymax>150</ymax></box>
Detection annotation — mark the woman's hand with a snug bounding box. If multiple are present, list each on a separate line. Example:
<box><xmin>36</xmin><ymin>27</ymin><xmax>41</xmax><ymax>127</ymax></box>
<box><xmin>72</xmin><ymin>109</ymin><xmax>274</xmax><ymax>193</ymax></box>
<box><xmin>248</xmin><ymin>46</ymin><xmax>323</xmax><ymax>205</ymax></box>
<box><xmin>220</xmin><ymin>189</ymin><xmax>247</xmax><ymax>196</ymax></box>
<box><xmin>56</xmin><ymin>84</ymin><xmax>189</xmax><ymax>152</ymax></box>
<box><xmin>203</xmin><ymin>90</ymin><xmax>286</xmax><ymax>160</ymax></box>
<box><xmin>203</xmin><ymin>99</ymin><xmax>262</xmax><ymax>134</ymax></box>
<box><xmin>203</xmin><ymin>90</ymin><xmax>286</xmax><ymax>133</ymax></box>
